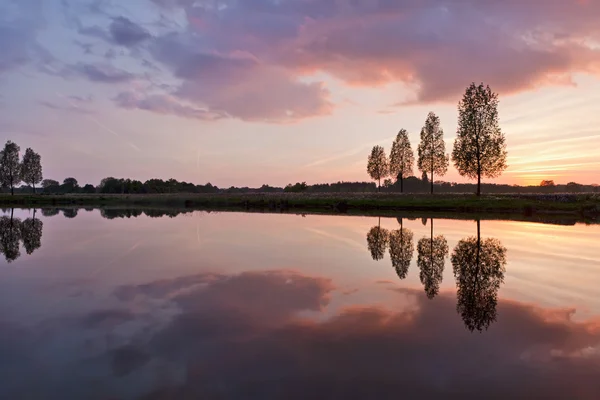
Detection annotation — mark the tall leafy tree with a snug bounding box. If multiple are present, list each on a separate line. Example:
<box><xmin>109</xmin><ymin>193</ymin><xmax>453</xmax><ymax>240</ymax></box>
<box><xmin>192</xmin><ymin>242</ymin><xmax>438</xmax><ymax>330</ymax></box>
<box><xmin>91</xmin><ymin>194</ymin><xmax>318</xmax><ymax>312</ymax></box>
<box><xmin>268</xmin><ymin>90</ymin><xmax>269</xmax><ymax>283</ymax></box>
<box><xmin>417</xmin><ymin>219</ymin><xmax>448</xmax><ymax>299</ymax></box>
<box><xmin>417</xmin><ymin>112</ymin><xmax>448</xmax><ymax>194</ymax></box>
<box><xmin>388</xmin><ymin>218</ymin><xmax>414</xmax><ymax>280</ymax></box>
<box><xmin>21</xmin><ymin>209</ymin><xmax>43</xmax><ymax>255</ymax></box>
<box><xmin>389</xmin><ymin>129</ymin><xmax>414</xmax><ymax>193</ymax></box>
<box><xmin>0</xmin><ymin>141</ymin><xmax>21</xmax><ymax>195</ymax></box>
<box><xmin>453</xmin><ymin>83</ymin><xmax>508</xmax><ymax>196</ymax></box>
<box><xmin>366</xmin><ymin>217</ymin><xmax>389</xmax><ymax>261</ymax></box>
<box><xmin>0</xmin><ymin>209</ymin><xmax>22</xmax><ymax>262</ymax></box>
<box><xmin>20</xmin><ymin>148</ymin><xmax>43</xmax><ymax>193</ymax></box>
<box><xmin>452</xmin><ymin>219</ymin><xmax>507</xmax><ymax>332</ymax></box>
<box><xmin>367</xmin><ymin>145</ymin><xmax>389</xmax><ymax>191</ymax></box>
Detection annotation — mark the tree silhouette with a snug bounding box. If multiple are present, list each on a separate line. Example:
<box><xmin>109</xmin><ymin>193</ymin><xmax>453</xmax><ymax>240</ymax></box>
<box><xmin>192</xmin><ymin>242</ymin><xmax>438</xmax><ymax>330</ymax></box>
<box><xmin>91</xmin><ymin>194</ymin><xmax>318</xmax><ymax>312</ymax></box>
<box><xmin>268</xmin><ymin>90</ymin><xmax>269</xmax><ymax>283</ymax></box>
<box><xmin>366</xmin><ymin>217</ymin><xmax>389</xmax><ymax>261</ymax></box>
<box><xmin>62</xmin><ymin>208</ymin><xmax>78</xmax><ymax>219</ymax></box>
<box><xmin>452</xmin><ymin>83</ymin><xmax>508</xmax><ymax>196</ymax></box>
<box><xmin>452</xmin><ymin>220</ymin><xmax>507</xmax><ymax>332</ymax></box>
<box><xmin>417</xmin><ymin>219</ymin><xmax>448</xmax><ymax>299</ymax></box>
<box><xmin>389</xmin><ymin>129</ymin><xmax>414</xmax><ymax>193</ymax></box>
<box><xmin>417</xmin><ymin>112</ymin><xmax>448</xmax><ymax>194</ymax></box>
<box><xmin>20</xmin><ymin>148</ymin><xmax>43</xmax><ymax>193</ymax></box>
<box><xmin>41</xmin><ymin>208</ymin><xmax>60</xmax><ymax>217</ymax></box>
<box><xmin>0</xmin><ymin>141</ymin><xmax>21</xmax><ymax>195</ymax></box>
<box><xmin>21</xmin><ymin>209</ymin><xmax>43</xmax><ymax>255</ymax></box>
<box><xmin>388</xmin><ymin>218</ymin><xmax>414</xmax><ymax>279</ymax></box>
<box><xmin>367</xmin><ymin>145</ymin><xmax>389</xmax><ymax>192</ymax></box>
<box><xmin>0</xmin><ymin>209</ymin><xmax>22</xmax><ymax>262</ymax></box>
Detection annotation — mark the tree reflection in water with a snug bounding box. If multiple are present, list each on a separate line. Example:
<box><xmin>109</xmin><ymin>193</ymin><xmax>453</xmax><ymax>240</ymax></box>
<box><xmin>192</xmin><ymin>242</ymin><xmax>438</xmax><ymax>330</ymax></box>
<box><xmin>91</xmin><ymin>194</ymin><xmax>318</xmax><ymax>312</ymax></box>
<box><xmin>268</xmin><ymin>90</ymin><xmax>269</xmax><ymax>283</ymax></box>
<box><xmin>417</xmin><ymin>219</ymin><xmax>448</xmax><ymax>299</ymax></box>
<box><xmin>366</xmin><ymin>217</ymin><xmax>390</xmax><ymax>261</ymax></box>
<box><xmin>452</xmin><ymin>219</ymin><xmax>507</xmax><ymax>332</ymax></box>
<box><xmin>388</xmin><ymin>218</ymin><xmax>414</xmax><ymax>279</ymax></box>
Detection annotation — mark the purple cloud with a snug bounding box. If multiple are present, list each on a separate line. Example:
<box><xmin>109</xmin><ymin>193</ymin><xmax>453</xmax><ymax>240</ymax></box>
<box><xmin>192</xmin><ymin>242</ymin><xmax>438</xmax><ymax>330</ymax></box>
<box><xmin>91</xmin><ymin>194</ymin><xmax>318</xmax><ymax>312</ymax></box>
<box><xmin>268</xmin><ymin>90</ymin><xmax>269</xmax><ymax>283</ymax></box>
<box><xmin>114</xmin><ymin>91</ymin><xmax>226</xmax><ymax>121</ymax></box>
<box><xmin>109</xmin><ymin>16</ymin><xmax>151</xmax><ymax>47</ymax></box>
<box><xmin>71</xmin><ymin>62</ymin><xmax>135</xmax><ymax>83</ymax></box>
<box><xmin>151</xmin><ymin>0</ymin><xmax>600</xmax><ymax>104</ymax></box>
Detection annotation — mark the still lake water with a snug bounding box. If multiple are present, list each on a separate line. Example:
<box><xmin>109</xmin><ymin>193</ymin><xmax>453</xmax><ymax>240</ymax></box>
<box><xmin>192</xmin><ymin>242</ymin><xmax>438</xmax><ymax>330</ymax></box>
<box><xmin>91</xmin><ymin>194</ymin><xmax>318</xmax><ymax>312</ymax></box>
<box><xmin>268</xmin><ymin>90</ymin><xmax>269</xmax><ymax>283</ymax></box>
<box><xmin>1</xmin><ymin>208</ymin><xmax>600</xmax><ymax>399</ymax></box>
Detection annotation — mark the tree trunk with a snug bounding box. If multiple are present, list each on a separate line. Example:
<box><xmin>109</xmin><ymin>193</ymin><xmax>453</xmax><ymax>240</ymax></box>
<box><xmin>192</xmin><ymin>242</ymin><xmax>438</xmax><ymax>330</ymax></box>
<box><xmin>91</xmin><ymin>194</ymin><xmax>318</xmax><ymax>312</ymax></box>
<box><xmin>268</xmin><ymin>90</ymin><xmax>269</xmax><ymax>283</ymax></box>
<box><xmin>477</xmin><ymin>173</ymin><xmax>481</xmax><ymax>197</ymax></box>
<box><xmin>430</xmin><ymin>171</ymin><xmax>434</xmax><ymax>194</ymax></box>
<box><xmin>32</xmin><ymin>183</ymin><xmax>35</xmax><ymax>194</ymax></box>
<box><xmin>11</xmin><ymin>184</ymin><xmax>14</xmax><ymax>195</ymax></box>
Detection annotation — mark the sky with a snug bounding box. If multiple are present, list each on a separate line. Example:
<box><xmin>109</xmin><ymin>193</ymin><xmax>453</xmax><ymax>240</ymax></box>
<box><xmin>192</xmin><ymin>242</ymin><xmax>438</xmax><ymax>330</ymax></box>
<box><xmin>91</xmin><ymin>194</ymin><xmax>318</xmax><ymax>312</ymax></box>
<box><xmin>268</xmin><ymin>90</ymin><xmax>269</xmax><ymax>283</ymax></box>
<box><xmin>1</xmin><ymin>0</ymin><xmax>599</xmax><ymax>188</ymax></box>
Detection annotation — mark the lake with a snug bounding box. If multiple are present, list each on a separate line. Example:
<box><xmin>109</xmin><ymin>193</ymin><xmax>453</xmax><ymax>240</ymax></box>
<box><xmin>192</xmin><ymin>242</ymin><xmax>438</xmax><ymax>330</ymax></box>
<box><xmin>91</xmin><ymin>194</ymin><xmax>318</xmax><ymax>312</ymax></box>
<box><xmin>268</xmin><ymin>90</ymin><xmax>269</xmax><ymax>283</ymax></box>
<box><xmin>1</xmin><ymin>208</ymin><xmax>599</xmax><ymax>399</ymax></box>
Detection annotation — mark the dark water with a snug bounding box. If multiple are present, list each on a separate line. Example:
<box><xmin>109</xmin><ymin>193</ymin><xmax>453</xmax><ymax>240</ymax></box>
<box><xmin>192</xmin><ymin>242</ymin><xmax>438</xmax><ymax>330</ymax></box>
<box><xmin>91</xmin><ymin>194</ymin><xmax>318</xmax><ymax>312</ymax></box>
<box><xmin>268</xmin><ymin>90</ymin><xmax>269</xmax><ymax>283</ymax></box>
<box><xmin>1</xmin><ymin>208</ymin><xmax>600</xmax><ymax>399</ymax></box>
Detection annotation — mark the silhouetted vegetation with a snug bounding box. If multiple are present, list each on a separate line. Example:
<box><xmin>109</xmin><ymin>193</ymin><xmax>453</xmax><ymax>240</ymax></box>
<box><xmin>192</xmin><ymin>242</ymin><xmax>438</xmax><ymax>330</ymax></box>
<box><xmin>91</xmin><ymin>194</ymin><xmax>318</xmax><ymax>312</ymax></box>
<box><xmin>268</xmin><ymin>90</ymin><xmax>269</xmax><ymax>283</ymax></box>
<box><xmin>417</xmin><ymin>112</ymin><xmax>449</xmax><ymax>194</ymax></box>
<box><xmin>452</xmin><ymin>219</ymin><xmax>507</xmax><ymax>332</ymax></box>
<box><xmin>417</xmin><ymin>219</ymin><xmax>449</xmax><ymax>299</ymax></box>
<box><xmin>0</xmin><ymin>209</ymin><xmax>43</xmax><ymax>262</ymax></box>
<box><xmin>366</xmin><ymin>217</ymin><xmax>389</xmax><ymax>260</ymax></box>
<box><xmin>367</xmin><ymin>145</ymin><xmax>389</xmax><ymax>191</ymax></box>
<box><xmin>388</xmin><ymin>218</ymin><xmax>414</xmax><ymax>279</ymax></box>
<box><xmin>453</xmin><ymin>83</ymin><xmax>508</xmax><ymax>196</ymax></box>
<box><xmin>389</xmin><ymin>129</ymin><xmax>414</xmax><ymax>193</ymax></box>
<box><xmin>0</xmin><ymin>141</ymin><xmax>23</xmax><ymax>195</ymax></box>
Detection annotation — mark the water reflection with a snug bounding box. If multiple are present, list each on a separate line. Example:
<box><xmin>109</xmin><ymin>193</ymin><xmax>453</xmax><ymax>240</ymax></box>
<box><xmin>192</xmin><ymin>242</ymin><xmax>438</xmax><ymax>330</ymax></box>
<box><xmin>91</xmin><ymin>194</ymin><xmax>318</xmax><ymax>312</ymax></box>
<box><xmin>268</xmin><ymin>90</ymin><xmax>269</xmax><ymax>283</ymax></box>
<box><xmin>452</xmin><ymin>220</ymin><xmax>507</xmax><ymax>332</ymax></box>
<box><xmin>1</xmin><ymin>209</ymin><xmax>599</xmax><ymax>398</ymax></box>
<box><xmin>388</xmin><ymin>218</ymin><xmax>414</xmax><ymax>279</ymax></box>
<box><xmin>366</xmin><ymin>217</ymin><xmax>389</xmax><ymax>261</ymax></box>
<box><xmin>417</xmin><ymin>219</ymin><xmax>449</xmax><ymax>299</ymax></box>
<box><xmin>364</xmin><ymin>216</ymin><xmax>506</xmax><ymax>331</ymax></box>
<box><xmin>0</xmin><ymin>209</ymin><xmax>44</xmax><ymax>262</ymax></box>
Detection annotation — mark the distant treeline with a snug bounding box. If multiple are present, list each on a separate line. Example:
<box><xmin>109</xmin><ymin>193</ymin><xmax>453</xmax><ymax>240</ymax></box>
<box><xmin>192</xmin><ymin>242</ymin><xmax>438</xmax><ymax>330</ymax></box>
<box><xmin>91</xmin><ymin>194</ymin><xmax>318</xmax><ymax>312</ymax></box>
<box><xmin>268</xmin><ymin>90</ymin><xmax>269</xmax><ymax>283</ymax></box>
<box><xmin>8</xmin><ymin>176</ymin><xmax>598</xmax><ymax>195</ymax></box>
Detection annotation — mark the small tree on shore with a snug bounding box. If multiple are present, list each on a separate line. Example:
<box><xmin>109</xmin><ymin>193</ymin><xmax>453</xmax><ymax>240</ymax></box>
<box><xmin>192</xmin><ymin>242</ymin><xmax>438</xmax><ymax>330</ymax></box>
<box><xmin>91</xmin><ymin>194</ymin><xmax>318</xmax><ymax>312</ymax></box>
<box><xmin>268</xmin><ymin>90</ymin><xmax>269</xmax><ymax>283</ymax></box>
<box><xmin>21</xmin><ymin>148</ymin><xmax>43</xmax><ymax>193</ymax></box>
<box><xmin>417</xmin><ymin>112</ymin><xmax>448</xmax><ymax>194</ymax></box>
<box><xmin>0</xmin><ymin>141</ymin><xmax>21</xmax><ymax>195</ymax></box>
<box><xmin>389</xmin><ymin>129</ymin><xmax>414</xmax><ymax>193</ymax></box>
<box><xmin>452</xmin><ymin>83</ymin><xmax>507</xmax><ymax>196</ymax></box>
<box><xmin>367</xmin><ymin>145</ymin><xmax>389</xmax><ymax>192</ymax></box>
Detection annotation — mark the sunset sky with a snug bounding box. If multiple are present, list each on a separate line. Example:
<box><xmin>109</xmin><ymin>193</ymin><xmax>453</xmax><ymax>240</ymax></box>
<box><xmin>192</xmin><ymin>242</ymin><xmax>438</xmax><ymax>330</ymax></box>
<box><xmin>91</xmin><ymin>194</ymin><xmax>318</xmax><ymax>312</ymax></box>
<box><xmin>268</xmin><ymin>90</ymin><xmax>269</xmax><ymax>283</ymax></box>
<box><xmin>1</xmin><ymin>0</ymin><xmax>599</xmax><ymax>187</ymax></box>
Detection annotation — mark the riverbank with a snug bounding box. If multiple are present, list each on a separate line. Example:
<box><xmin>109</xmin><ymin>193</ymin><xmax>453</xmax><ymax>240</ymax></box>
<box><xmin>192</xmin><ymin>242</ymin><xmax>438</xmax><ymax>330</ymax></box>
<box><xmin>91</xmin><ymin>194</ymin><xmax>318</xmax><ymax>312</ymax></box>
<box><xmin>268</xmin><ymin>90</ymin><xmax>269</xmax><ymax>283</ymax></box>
<box><xmin>1</xmin><ymin>193</ymin><xmax>598</xmax><ymax>219</ymax></box>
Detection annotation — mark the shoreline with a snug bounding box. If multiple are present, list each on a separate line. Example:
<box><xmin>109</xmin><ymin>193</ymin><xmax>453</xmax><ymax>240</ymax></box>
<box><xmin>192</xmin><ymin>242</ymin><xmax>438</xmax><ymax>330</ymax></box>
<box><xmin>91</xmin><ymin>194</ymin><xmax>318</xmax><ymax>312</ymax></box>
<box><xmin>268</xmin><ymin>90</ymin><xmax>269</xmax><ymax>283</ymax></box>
<box><xmin>1</xmin><ymin>193</ymin><xmax>598</xmax><ymax>222</ymax></box>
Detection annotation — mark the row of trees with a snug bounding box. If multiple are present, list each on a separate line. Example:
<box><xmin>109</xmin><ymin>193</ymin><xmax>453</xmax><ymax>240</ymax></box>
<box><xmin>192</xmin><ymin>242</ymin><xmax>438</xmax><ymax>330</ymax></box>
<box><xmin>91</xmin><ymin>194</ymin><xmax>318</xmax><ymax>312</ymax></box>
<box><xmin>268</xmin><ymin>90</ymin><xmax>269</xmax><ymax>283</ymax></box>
<box><xmin>0</xmin><ymin>209</ymin><xmax>43</xmax><ymax>262</ymax></box>
<box><xmin>0</xmin><ymin>141</ymin><xmax>43</xmax><ymax>194</ymax></box>
<box><xmin>366</xmin><ymin>217</ymin><xmax>507</xmax><ymax>332</ymax></box>
<box><xmin>368</xmin><ymin>83</ymin><xmax>508</xmax><ymax>195</ymax></box>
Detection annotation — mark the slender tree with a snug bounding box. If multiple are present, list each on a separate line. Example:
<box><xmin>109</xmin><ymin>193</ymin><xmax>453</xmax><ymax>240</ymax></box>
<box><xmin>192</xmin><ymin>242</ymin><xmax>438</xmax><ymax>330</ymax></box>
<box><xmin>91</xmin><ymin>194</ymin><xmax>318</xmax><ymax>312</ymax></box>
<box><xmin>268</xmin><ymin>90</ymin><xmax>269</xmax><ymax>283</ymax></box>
<box><xmin>366</xmin><ymin>217</ymin><xmax>389</xmax><ymax>261</ymax></box>
<box><xmin>389</xmin><ymin>129</ymin><xmax>414</xmax><ymax>193</ymax></box>
<box><xmin>389</xmin><ymin>218</ymin><xmax>414</xmax><ymax>279</ymax></box>
<box><xmin>0</xmin><ymin>141</ymin><xmax>21</xmax><ymax>195</ymax></box>
<box><xmin>0</xmin><ymin>209</ymin><xmax>22</xmax><ymax>262</ymax></box>
<box><xmin>367</xmin><ymin>145</ymin><xmax>389</xmax><ymax>191</ymax></box>
<box><xmin>20</xmin><ymin>148</ymin><xmax>43</xmax><ymax>193</ymax></box>
<box><xmin>453</xmin><ymin>83</ymin><xmax>508</xmax><ymax>196</ymax></box>
<box><xmin>21</xmin><ymin>209</ymin><xmax>43</xmax><ymax>254</ymax></box>
<box><xmin>417</xmin><ymin>112</ymin><xmax>448</xmax><ymax>194</ymax></box>
<box><xmin>417</xmin><ymin>219</ymin><xmax>448</xmax><ymax>299</ymax></box>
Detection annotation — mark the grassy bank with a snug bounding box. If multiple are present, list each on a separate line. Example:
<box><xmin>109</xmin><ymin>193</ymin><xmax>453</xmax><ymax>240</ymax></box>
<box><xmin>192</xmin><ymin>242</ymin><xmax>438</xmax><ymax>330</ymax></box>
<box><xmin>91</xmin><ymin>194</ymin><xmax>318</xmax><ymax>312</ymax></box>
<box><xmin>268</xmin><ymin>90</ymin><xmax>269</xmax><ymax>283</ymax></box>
<box><xmin>1</xmin><ymin>192</ymin><xmax>598</xmax><ymax>219</ymax></box>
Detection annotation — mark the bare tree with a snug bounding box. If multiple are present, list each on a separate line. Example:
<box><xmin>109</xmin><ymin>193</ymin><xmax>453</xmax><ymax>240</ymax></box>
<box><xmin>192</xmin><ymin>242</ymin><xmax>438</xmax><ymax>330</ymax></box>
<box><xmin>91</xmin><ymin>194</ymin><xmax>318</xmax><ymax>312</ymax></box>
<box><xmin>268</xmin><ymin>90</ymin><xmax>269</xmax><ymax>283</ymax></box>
<box><xmin>0</xmin><ymin>141</ymin><xmax>21</xmax><ymax>195</ymax></box>
<box><xmin>417</xmin><ymin>113</ymin><xmax>448</xmax><ymax>194</ymax></box>
<box><xmin>367</xmin><ymin>145</ymin><xmax>389</xmax><ymax>192</ymax></box>
<box><xmin>21</xmin><ymin>148</ymin><xmax>43</xmax><ymax>193</ymax></box>
<box><xmin>452</xmin><ymin>83</ymin><xmax>508</xmax><ymax>196</ymax></box>
<box><xmin>389</xmin><ymin>129</ymin><xmax>414</xmax><ymax>193</ymax></box>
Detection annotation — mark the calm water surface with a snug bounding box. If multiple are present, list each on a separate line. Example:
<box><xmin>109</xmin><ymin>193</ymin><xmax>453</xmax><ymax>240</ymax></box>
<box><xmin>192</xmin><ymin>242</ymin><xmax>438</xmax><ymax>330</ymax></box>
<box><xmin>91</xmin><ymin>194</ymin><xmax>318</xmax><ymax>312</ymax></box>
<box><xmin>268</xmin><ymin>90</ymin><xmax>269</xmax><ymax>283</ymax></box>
<box><xmin>1</xmin><ymin>208</ymin><xmax>600</xmax><ymax>399</ymax></box>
